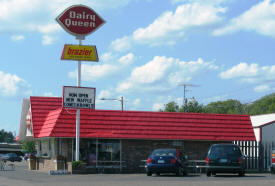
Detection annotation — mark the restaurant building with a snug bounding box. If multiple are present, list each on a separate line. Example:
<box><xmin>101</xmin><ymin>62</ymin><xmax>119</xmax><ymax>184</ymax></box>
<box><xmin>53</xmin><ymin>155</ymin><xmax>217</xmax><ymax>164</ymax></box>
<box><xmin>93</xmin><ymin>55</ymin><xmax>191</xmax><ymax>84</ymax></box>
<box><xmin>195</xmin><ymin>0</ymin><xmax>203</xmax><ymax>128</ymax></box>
<box><xmin>18</xmin><ymin>96</ymin><xmax>256</xmax><ymax>173</ymax></box>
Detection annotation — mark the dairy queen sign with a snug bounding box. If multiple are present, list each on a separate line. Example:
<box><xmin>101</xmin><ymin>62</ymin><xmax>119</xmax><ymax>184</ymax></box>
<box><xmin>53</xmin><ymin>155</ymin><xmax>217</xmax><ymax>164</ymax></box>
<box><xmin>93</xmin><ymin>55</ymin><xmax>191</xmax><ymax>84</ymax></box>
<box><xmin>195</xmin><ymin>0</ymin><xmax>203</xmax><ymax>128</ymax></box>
<box><xmin>56</xmin><ymin>4</ymin><xmax>105</xmax><ymax>162</ymax></box>
<box><xmin>56</xmin><ymin>4</ymin><xmax>105</xmax><ymax>37</ymax></box>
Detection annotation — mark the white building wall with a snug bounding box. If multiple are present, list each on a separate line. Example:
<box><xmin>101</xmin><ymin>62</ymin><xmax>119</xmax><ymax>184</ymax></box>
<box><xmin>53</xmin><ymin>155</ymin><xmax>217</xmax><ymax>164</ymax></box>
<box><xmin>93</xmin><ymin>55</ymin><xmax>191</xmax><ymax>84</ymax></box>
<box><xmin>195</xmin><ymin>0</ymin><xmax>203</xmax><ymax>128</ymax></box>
<box><xmin>251</xmin><ymin>114</ymin><xmax>275</xmax><ymax>142</ymax></box>
<box><xmin>262</xmin><ymin>122</ymin><xmax>275</xmax><ymax>143</ymax></box>
<box><xmin>253</xmin><ymin>128</ymin><xmax>260</xmax><ymax>142</ymax></box>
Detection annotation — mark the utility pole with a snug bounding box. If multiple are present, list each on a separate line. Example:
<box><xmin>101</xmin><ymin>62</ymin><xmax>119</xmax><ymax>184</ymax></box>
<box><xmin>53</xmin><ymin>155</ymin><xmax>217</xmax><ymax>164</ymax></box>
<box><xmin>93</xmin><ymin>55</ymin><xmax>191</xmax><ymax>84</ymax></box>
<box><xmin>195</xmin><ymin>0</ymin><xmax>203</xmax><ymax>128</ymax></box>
<box><xmin>178</xmin><ymin>83</ymin><xmax>200</xmax><ymax>112</ymax></box>
<box><xmin>100</xmin><ymin>96</ymin><xmax>124</xmax><ymax>111</ymax></box>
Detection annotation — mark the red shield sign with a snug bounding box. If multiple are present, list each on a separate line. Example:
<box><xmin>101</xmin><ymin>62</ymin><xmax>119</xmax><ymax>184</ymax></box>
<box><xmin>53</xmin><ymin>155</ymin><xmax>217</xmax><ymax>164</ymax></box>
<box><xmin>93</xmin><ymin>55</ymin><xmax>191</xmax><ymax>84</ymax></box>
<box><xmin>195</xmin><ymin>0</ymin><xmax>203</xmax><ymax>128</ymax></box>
<box><xmin>56</xmin><ymin>4</ymin><xmax>105</xmax><ymax>37</ymax></box>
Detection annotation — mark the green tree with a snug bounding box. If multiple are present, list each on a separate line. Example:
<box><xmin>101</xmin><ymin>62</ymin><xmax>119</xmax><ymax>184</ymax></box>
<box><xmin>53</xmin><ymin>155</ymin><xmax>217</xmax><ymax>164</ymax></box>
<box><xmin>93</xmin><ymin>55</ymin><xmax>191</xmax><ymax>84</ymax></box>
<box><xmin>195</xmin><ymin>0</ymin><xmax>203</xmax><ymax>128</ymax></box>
<box><xmin>161</xmin><ymin>92</ymin><xmax>275</xmax><ymax>115</ymax></box>
<box><xmin>163</xmin><ymin>101</ymin><xmax>180</xmax><ymax>112</ymax></box>
<box><xmin>0</xmin><ymin>129</ymin><xmax>14</xmax><ymax>143</ymax></box>
<box><xmin>180</xmin><ymin>99</ymin><xmax>204</xmax><ymax>113</ymax></box>
<box><xmin>248</xmin><ymin>93</ymin><xmax>275</xmax><ymax>115</ymax></box>
<box><xmin>22</xmin><ymin>141</ymin><xmax>36</xmax><ymax>153</ymax></box>
<box><xmin>204</xmin><ymin>99</ymin><xmax>246</xmax><ymax>114</ymax></box>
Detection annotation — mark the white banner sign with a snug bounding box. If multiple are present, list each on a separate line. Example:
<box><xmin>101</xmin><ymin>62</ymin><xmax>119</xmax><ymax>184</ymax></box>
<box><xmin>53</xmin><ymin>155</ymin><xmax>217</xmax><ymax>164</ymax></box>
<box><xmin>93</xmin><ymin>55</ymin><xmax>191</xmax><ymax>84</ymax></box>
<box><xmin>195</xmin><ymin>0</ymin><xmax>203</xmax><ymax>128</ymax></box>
<box><xmin>63</xmin><ymin>86</ymin><xmax>95</xmax><ymax>109</ymax></box>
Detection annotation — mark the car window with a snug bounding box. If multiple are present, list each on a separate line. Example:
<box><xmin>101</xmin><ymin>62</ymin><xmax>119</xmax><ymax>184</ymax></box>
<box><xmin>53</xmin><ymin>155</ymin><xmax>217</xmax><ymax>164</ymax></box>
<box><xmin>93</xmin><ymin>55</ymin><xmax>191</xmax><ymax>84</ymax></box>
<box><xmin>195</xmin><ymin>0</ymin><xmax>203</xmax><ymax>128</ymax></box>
<box><xmin>210</xmin><ymin>146</ymin><xmax>242</xmax><ymax>157</ymax></box>
<box><xmin>152</xmin><ymin>149</ymin><xmax>176</xmax><ymax>157</ymax></box>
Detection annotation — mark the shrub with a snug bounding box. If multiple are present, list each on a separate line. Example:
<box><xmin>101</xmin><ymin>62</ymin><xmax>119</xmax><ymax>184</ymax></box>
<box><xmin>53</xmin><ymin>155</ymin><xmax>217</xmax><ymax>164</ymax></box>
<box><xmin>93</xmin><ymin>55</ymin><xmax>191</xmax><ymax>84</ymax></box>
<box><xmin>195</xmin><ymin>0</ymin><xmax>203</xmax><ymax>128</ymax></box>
<box><xmin>72</xmin><ymin>160</ymin><xmax>83</xmax><ymax>169</ymax></box>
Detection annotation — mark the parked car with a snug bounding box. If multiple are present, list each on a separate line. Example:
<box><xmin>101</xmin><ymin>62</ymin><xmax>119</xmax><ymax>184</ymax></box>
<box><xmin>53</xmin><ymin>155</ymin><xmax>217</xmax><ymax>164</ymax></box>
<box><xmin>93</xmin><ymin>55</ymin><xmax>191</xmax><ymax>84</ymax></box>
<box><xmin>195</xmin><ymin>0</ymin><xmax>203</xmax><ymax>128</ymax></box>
<box><xmin>146</xmin><ymin>148</ymin><xmax>188</xmax><ymax>176</ymax></box>
<box><xmin>2</xmin><ymin>153</ymin><xmax>22</xmax><ymax>162</ymax></box>
<box><xmin>205</xmin><ymin>144</ymin><xmax>246</xmax><ymax>177</ymax></box>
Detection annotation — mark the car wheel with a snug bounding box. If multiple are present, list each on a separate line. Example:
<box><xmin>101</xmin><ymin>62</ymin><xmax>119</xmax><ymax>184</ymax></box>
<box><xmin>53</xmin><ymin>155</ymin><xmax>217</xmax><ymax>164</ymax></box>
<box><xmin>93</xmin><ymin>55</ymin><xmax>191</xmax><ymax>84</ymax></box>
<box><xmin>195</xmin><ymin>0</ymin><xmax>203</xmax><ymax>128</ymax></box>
<box><xmin>238</xmin><ymin>172</ymin><xmax>245</xmax><ymax>177</ymax></box>
<box><xmin>156</xmin><ymin>172</ymin><xmax>160</xmax><ymax>176</ymax></box>
<box><xmin>206</xmin><ymin>171</ymin><xmax>211</xmax><ymax>177</ymax></box>
<box><xmin>146</xmin><ymin>171</ymin><xmax>152</xmax><ymax>176</ymax></box>
<box><xmin>176</xmin><ymin>167</ymin><xmax>183</xmax><ymax>177</ymax></box>
<box><xmin>183</xmin><ymin>170</ymin><xmax>188</xmax><ymax>176</ymax></box>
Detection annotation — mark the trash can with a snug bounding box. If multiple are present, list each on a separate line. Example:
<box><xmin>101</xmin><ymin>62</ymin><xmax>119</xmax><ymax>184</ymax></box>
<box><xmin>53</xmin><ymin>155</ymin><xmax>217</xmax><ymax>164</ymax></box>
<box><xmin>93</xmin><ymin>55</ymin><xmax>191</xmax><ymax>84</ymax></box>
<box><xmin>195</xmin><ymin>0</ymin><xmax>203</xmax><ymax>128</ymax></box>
<box><xmin>28</xmin><ymin>154</ymin><xmax>36</xmax><ymax>170</ymax></box>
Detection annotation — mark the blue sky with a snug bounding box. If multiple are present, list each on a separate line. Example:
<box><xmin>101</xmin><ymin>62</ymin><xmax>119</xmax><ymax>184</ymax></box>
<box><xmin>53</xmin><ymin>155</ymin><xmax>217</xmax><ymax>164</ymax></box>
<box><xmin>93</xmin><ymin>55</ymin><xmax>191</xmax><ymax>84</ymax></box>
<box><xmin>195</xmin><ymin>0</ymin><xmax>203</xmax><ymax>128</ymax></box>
<box><xmin>1</xmin><ymin>0</ymin><xmax>275</xmax><ymax>134</ymax></box>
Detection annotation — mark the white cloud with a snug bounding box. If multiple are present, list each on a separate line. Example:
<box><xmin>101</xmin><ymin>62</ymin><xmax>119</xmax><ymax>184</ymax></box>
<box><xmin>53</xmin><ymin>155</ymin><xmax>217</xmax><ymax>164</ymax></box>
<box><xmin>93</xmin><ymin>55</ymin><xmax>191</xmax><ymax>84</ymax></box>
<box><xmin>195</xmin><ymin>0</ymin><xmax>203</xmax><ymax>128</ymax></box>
<box><xmin>254</xmin><ymin>84</ymin><xmax>270</xmax><ymax>93</ymax></box>
<box><xmin>133</xmin><ymin>98</ymin><xmax>141</xmax><ymax>106</ymax></box>
<box><xmin>130</xmin><ymin>56</ymin><xmax>173</xmax><ymax>84</ymax></box>
<box><xmin>152</xmin><ymin>102</ymin><xmax>164</xmax><ymax>111</ymax></box>
<box><xmin>101</xmin><ymin>52</ymin><xmax>114</xmax><ymax>63</ymax></box>
<box><xmin>0</xmin><ymin>0</ymin><xmax>130</xmax><ymax>21</ymax></box>
<box><xmin>69</xmin><ymin>52</ymin><xmax>135</xmax><ymax>81</ymax></box>
<box><xmin>220</xmin><ymin>62</ymin><xmax>275</xmax><ymax>82</ymax></box>
<box><xmin>116</xmin><ymin>56</ymin><xmax>218</xmax><ymax>93</ymax></box>
<box><xmin>36</xmin><ymin>23</ymin><xmax>60</xmax><ymax>34</ymax></box>
<box><xmin>0</xmin><ymin>0</ymin><xmax>40</xmax><ymax>21</ymax></box>
<box><xmin>119</xmin><ymin>53</ymin><xmax>135</xmax><ymax>65</ymax></box>
<box><xmin>213</xmin><ymin>0</ymin><xmax>275</xmax><ymax>37</ymax></box>
<box><xmin>220</xmin><ymin>62</ymin><xmax>275</xmax><ymax>92</ymax></box>
<box><xmin>220</xmin><ymin>63</ymin><xmax>258</xmax><ymax>79</ymax></box>
<box><xmin>43</xmin><ymin>92</ymin><xmax>57</xmax><ymax>97</ymax></box>
<box><xmin>11</xmin><ymin>35</ymin><xmax>25</xmax><ymax>41</ymax></box>
<box><xmin>68</xmin><ymin>64</ymin><xmax>119</xmax><ymax>82</ymax></box>
<box><xmin>132</xmin><ymin>3</ymin><xmax>226</xmax><ymax>45</ymax></box>
<box><xmin>110</xmin><ymin>36</ymin><xmax>132</xmax><ymax>52</ymax></box>
<box><xmin>109</xmin><ymin>2</ymin><xmax>226</xmax><ymax>49</ymax></box>
<box><xmin>0</xmin><ymin>70</ymin><xmax>29</xmax><ymax>96</ymax></box>
<box><xmin>0</xmin><ymin>0</ymin><xmax>131</xmax><ymax>44</ymax></box>
<box><xmin>171</xmin><ymin>0</ymin><xmax>230</xmax><ymax>5</ymax></box>
<box><xmin>42</xmin><ymin>35</ymin><xmax>55</xmax><ymax>45</ymax></box>
<box><xmin>98</xmin><ymin>90</ymin><xmax>111</xmax><ymax>99</ymax></box>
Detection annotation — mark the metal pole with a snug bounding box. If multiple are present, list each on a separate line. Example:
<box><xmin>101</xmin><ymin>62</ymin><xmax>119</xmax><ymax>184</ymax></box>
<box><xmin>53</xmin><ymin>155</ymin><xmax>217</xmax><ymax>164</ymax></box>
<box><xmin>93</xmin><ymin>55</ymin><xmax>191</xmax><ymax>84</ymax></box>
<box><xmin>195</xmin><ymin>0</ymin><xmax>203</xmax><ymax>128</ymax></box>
<box><xmin>183</xmin><ymin>85</ymin><xmax>186</xmax><ymax>112</ymax></box>
<box><xmin>121</xmin><ymin>96</ymin><xmax>124</xmax><ymax>111</ymax></box>
<box><xmin>75</xmin><ymin>38</ymin><xmax>82</xmax><ymax>161</ymax></box>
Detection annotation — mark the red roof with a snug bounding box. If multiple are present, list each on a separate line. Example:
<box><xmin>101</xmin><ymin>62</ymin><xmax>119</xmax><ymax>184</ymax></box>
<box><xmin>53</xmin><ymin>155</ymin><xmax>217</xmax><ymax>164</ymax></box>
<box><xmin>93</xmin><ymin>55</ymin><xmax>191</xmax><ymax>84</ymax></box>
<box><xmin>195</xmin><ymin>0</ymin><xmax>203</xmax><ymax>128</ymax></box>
<box><xmin>30</xmin><ymin>96</ymin><xmax>256</xmax><ymax>141</ymax></box>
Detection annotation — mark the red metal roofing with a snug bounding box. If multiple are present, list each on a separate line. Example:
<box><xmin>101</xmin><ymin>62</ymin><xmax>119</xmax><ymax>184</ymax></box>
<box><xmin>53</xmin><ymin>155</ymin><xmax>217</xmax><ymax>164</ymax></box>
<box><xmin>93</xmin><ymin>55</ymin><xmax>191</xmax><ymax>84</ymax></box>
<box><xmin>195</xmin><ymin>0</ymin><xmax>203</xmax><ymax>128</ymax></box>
<box><xmin>30</xmin><ymin>96</ymin><xmax>256</xmax><ymax>141</ymax></box>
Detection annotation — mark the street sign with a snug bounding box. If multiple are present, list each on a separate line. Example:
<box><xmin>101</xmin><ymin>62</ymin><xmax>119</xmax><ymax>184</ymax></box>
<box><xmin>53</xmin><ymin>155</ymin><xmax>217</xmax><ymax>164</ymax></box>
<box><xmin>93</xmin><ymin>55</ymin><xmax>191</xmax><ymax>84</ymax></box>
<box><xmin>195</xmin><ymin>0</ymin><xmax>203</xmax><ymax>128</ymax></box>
<box><xmin>56</xmin><ymin>4</ymin><xmax>105</xmax><ymax>37</ymax></box>
<box><xmin>63</xmin><ymin>86</ymin><xmax>95</xmax><ymax>109</ymax></box>
<box><xmin>61</xmin><ymin>44</ymin><xmax>98</xmax><ymax>61</ymax></box>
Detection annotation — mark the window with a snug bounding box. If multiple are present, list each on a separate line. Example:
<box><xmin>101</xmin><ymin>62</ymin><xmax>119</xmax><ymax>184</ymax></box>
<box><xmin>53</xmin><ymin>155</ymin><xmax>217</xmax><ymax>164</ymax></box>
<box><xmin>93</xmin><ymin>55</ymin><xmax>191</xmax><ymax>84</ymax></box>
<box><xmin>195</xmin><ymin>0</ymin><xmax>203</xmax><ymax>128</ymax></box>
<box><xmin>48</xmin><ymin>139</ymin><xmax>51</xmax><ymax>157</ymax></box>
<box><xmin>77</xmin><ymin>139</ymin><xmax>121</xmax><ymax>166</ymax></box>
<box><xmin>97</xmin><ymin>139</ymin><xmax>120</xmax><ymax>161</ymax></box>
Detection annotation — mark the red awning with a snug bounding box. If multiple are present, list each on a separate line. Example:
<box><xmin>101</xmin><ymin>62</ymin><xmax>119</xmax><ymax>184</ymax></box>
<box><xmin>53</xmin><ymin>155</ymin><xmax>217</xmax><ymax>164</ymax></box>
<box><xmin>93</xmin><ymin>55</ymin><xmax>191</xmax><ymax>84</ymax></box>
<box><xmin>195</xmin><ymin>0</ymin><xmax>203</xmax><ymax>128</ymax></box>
<box><xmin>29</xmin><ymin>96</ymin><xmax>256</xmax><ymax>141</ymax></box>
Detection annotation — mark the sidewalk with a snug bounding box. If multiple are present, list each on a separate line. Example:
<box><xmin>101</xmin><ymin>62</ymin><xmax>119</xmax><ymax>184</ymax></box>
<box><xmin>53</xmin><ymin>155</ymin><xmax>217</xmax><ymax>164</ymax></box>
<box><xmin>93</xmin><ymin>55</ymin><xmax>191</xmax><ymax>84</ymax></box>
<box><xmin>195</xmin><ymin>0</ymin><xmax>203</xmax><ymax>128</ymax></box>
<box><xmin>0</xmin><ymin>161</ymin><xmax>51</xmax><ymax>182</ymax></box>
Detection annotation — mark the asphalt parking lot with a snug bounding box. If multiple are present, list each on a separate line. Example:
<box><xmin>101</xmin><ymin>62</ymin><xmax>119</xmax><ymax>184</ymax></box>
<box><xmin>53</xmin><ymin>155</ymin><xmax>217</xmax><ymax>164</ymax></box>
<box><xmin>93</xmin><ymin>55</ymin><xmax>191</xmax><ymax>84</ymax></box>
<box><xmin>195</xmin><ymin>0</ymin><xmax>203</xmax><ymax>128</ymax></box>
<box><xmin>1</xmin><ymin>162</ymin><xmax>275</xmax><ymax>186</ymax></box>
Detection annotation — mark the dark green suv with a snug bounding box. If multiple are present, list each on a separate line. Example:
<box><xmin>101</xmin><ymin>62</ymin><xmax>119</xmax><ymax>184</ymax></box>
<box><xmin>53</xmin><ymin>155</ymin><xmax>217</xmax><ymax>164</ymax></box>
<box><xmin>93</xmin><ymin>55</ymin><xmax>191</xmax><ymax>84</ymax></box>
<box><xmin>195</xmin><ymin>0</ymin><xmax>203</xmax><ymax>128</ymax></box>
<box><xmin>205</xmin><ymin>144</ymin><xmax>246</xmax><ymax>177</ymax></box>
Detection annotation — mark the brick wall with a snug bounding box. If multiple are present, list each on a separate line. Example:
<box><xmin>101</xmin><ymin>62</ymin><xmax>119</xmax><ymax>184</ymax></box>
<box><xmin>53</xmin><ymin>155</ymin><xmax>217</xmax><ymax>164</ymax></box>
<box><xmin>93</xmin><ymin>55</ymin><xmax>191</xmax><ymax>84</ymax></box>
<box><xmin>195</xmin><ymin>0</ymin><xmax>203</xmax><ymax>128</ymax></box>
<box><xmin>37</xmin><ymin>158</ymin><xmax>55</xmax><ymax>172</ymax></box>
<box><xmin>121</xmin><ymin>139</ymin><xmax>229</xmax><ymax>173</ymax></box>
<box><xmin>35</xmin><ymin>138</ymin><xmax>231</xmax><ymax>173</ymax></box>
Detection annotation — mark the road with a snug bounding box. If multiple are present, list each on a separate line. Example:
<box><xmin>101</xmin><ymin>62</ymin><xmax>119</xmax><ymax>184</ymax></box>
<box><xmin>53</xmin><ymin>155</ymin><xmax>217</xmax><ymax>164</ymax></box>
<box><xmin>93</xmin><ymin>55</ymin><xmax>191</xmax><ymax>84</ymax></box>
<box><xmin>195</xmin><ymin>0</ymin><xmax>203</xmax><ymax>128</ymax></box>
<box><xmin>1</xmin><ymin>162</ymin><xmax>275</xmax><ymax>186</ymax></box>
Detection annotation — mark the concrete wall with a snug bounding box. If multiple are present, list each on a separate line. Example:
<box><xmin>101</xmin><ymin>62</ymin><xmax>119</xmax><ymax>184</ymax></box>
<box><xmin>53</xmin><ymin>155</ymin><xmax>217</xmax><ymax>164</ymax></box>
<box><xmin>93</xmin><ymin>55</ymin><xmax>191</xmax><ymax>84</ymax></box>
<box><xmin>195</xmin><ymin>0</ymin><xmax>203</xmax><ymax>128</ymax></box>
<box><xmin>121</xmin><ymin>139</ymin><xmax>226</xmax><ymax>173</ymax></box>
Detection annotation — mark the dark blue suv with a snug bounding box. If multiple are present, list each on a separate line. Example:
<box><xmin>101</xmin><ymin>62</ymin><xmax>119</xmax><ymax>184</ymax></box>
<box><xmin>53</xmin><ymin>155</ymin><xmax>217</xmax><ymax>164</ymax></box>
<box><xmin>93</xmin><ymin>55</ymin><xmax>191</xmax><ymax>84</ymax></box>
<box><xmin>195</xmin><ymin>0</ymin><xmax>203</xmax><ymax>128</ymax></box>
<box><xmin>205</xmin><ymin>144</ymin><xmax>246</xmax><ymax>177</ymax></box>
<box><xmin>146</xmin><ymin>148</ymin><xmax>188</xmax><ymax>176</ymax></box>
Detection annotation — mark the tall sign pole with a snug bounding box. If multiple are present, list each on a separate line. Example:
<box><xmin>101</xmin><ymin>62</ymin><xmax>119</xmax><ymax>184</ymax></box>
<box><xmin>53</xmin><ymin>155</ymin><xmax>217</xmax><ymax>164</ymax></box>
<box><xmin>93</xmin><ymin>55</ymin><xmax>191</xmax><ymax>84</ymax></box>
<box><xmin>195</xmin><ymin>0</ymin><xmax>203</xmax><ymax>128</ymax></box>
<box><xmin>76</xmin><ymin>37</ymin><xmax>82</xmax><ymax>161</ymax></box>
<box><xmin>56</xmin><ymin>4</ymin><xmax>105</xmax><ymax>161</ymax></box>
